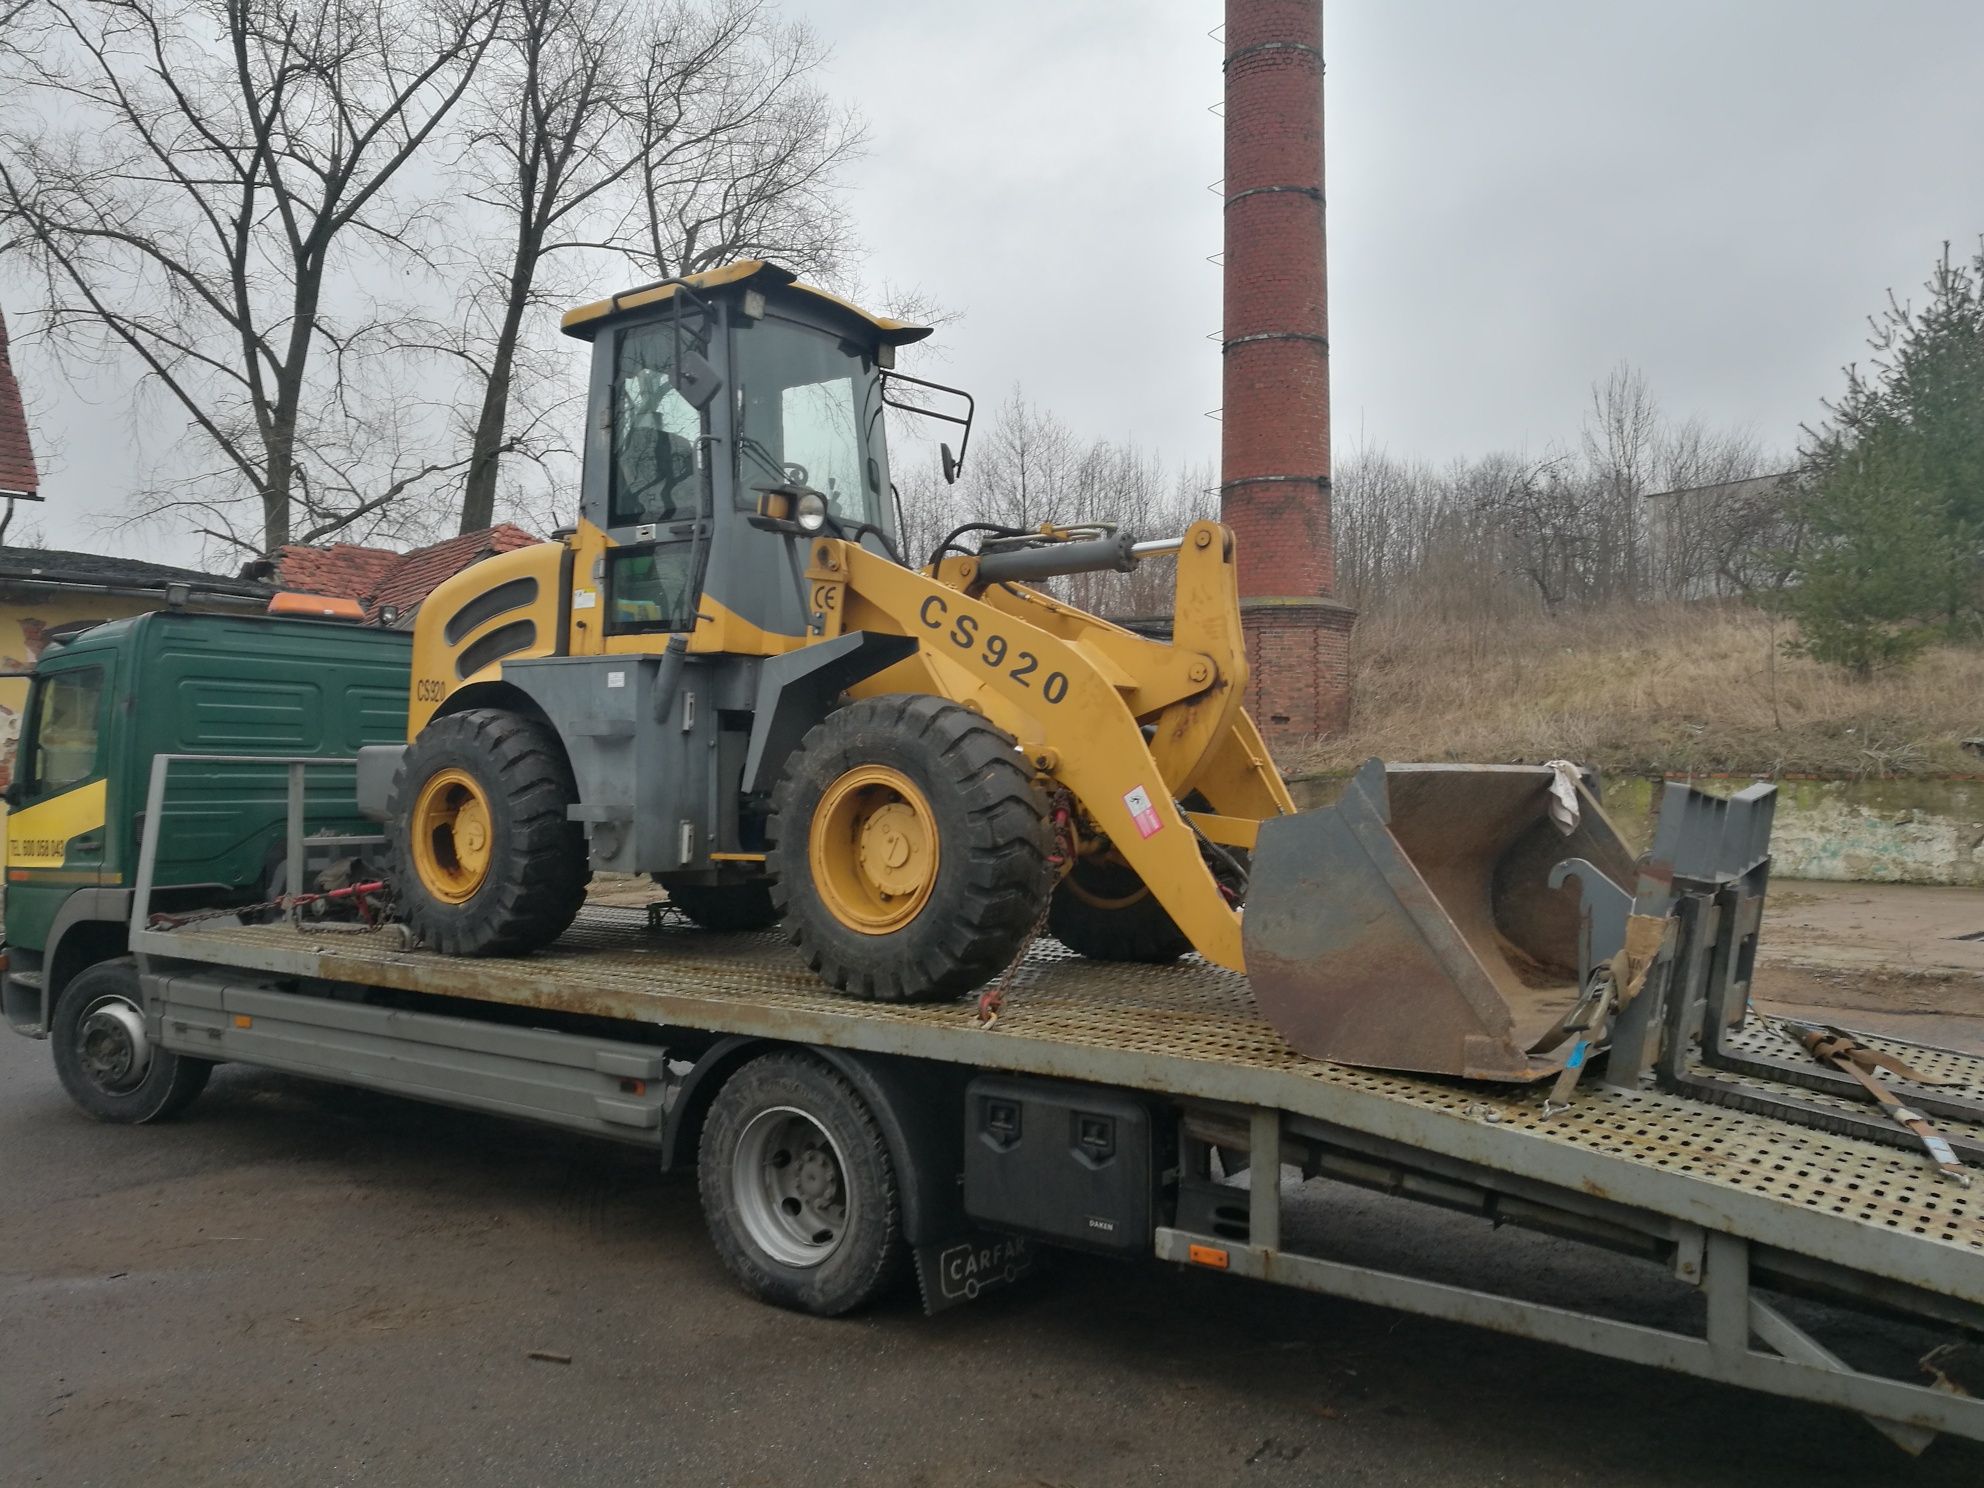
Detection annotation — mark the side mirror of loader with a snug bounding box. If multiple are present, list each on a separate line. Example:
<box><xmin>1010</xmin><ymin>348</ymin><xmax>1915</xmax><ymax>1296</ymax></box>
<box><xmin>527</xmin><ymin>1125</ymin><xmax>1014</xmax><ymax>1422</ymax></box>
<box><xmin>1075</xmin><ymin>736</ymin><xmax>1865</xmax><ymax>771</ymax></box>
<box><xmin>674</xmin><ymin>349</ymin><xmax>723</xmax><ymax>411</ymax></box>
<box><xmin>940</xmin><ymin>442</ymin><xmax>960</xmax><ymax>484</ymax></box>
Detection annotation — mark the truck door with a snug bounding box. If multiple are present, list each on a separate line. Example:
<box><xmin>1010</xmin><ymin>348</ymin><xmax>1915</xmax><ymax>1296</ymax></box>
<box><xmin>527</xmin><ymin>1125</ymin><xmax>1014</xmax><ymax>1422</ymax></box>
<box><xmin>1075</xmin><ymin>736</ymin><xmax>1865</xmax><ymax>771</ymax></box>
<box><xmin>5</xmin><ymin>655</ymin><xmax>113</xmax><ymax>941</ymax></box>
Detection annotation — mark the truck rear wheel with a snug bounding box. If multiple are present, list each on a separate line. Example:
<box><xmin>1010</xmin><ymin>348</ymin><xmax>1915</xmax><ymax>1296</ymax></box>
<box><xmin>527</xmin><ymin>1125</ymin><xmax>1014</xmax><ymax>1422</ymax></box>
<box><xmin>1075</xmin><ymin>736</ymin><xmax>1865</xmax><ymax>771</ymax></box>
<box><xmin>697</xmin><ymin>1052</ymin><xmax>905</xmax><ymax>1315</ymax></box>
<box><xmin>387</xmin><ymin>708</ymin><xmax>589</xmax><ymax>956</ymax></box>
<box><xmin>52</xmin><ymin>959</ymin><xmax>211</xmax><ymax>1123</ymax></box>
<box><xmin>768</xmin><ymin>695</ymin><xmax>1054</xmax><ymax>1002</ymax></box>
<box><xmin>665</xmin><ymin>882</ymin><xmax>780</xmax><ymax>932</ymax></box>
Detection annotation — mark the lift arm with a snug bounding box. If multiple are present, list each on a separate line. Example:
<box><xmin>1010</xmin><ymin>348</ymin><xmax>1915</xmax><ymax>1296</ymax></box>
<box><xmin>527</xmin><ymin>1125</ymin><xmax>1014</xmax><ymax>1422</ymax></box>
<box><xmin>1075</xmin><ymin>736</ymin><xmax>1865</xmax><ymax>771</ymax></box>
<box><xmin>809</xmin><ymin>527</ymin><xmax>1264</xmax><ymax>971</ymax></box>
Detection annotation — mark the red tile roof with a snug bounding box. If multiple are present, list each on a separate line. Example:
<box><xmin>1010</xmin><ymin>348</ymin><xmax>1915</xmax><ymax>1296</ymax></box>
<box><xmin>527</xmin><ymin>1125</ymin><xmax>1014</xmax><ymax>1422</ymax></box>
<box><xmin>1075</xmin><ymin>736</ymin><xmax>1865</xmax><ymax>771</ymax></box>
<box><xmin>0</xmin><ymin>307</ymin><xmax>39</xmax><ymax>498</ymax></box>
<box><xmin>274</xmin><ymin>523</ymin><xmax>539</xmax><ymax>624</ymax></box>
<box><xmin>273</xmin><ymin>542</ymin><xmax>400</xmax><ymax>604</ymax></box>
<box><xmin>366</xmin><ymin>524</ymin><xmax>539</xmax><ymax>622</ymax></box>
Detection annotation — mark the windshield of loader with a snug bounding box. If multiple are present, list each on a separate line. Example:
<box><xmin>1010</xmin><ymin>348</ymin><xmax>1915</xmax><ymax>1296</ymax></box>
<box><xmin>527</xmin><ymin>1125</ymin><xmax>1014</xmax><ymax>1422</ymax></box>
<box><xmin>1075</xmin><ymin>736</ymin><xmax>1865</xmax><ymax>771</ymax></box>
<box><xmin>732</xmin><ymin>313</ymin><xmax>893</xmax><ymax>535</ymax></box>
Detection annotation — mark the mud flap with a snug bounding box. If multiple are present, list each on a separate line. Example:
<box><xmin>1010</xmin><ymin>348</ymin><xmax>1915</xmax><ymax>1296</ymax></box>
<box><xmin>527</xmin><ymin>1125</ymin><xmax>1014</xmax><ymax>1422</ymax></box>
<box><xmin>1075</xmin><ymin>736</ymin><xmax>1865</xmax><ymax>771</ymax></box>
<box><xmin>1243</xmin><ymin>759</ymin><xmax>1640</xmax><ymax>1081</ymax></box>
<box><xmin>912</xmin><ymin>1232</ymin><xmax>1040</xmax><ymax>1315</ymax></box>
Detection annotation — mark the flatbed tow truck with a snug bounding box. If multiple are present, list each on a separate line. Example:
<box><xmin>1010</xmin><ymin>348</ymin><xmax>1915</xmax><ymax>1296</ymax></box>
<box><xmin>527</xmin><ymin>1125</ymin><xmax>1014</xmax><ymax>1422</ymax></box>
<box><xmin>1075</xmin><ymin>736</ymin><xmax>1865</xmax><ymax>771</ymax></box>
<box><xmin>86</xmin><ymin>754</ymin><xmax>1984</xmax><ymax>1457</ymax></box>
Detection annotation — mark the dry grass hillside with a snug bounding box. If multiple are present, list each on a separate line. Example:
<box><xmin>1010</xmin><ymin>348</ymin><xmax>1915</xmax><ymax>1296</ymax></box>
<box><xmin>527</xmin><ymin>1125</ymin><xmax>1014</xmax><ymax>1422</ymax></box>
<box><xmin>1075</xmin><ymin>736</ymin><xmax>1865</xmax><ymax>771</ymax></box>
<box><xmin>1293</xmin><ymin>602</ymin><xmax>1984</xmax><ymax>781</ymax></box>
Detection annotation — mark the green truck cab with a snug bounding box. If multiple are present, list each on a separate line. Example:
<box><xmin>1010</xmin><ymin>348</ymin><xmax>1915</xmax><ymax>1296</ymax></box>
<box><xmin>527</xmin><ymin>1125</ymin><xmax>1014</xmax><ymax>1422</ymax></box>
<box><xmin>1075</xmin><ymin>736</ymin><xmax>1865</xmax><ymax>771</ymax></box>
<box><xmin>2</xmin><ymin>609</ymin><xmax>411</xmax><ymax>1037</ymax></box>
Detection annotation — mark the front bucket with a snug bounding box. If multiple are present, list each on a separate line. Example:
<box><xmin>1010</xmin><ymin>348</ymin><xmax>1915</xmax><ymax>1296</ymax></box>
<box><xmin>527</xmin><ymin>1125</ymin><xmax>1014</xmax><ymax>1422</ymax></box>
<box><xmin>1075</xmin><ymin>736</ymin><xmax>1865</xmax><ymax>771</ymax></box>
<box><xmin>1243</xmin><ymin>759</ymin><xmax>1638</xmax><ymax>1081</ymax></box>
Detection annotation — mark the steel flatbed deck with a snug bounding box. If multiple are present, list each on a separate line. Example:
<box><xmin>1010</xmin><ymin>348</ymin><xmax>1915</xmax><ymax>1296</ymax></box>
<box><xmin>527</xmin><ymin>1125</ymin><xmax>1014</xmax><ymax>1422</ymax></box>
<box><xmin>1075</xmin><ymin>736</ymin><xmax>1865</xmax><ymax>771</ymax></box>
<box><xmin>127</xmin><ymin>903</ymin><xmax>1984</xmax><ymax>1451</ymax></box>
<box><xmin>139</xmin><ymin>909</ymin><xmax>1984</xmax><ymax>1299</ymax></box>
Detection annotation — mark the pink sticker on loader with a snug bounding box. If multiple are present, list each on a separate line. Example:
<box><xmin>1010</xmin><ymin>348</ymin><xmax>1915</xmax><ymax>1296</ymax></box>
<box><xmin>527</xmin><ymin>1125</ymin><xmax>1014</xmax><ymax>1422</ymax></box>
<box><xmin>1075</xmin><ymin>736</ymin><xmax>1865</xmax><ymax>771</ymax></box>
<box><xmin>1123</xmin><ymin>785</ymin><xmax>1163</xmax><ymax>839</ymax></box>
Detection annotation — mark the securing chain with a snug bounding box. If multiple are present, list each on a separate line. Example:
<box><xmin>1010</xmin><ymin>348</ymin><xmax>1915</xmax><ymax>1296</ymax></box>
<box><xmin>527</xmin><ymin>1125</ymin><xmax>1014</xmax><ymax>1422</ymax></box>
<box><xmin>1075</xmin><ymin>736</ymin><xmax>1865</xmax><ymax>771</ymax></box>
<box><xmin>976</xmin><ymin>789</ymin><xmax>1077</xmax><ymax>1029</ymax></box>
<box><xmin>147</xmin><ymin>879</ymin><xmax>393</xmax><ymax>933</ymax></box>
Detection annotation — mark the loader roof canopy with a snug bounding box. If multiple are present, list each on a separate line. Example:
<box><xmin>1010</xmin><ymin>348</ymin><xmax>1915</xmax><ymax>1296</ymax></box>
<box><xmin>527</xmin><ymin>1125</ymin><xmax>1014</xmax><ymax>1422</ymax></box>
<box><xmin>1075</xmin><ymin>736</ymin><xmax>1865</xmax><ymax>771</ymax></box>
<box><xmin>560</xmin><ymin>260</ymin><xmax>932</xmax><ymax>348</ymax></box>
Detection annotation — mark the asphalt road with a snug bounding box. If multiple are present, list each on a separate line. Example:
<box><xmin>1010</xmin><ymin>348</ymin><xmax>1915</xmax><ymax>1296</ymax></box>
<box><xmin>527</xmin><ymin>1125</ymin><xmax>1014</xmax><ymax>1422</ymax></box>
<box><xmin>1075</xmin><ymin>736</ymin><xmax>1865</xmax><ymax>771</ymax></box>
<box><xmin>4</xmin><ymin>1028</ymin><xmax>1982</xmax><ymax>1487</ymax></box>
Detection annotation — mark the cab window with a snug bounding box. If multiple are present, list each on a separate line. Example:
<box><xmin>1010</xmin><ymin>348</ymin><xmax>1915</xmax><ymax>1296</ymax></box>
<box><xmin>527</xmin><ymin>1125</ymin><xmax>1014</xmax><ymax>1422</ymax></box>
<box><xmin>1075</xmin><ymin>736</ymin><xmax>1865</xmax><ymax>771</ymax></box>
<box><xmin>732</xmin><ymin>315</ymin><xmax>892</xmax><ymax>534</ymax></box>
<box><xmin>605</xmin><ymin>546</ymin><xmax>698</xmax><ymax>634</ymax></box>
<box><xmin>24</xmin><ymin>667</ymin><xmax>105</xmax><ymax>796</ymax></box>
<box><xmin>610</xmin><ymin>321</ymin><xmax>709</xmax><ymax>527</ymax></box>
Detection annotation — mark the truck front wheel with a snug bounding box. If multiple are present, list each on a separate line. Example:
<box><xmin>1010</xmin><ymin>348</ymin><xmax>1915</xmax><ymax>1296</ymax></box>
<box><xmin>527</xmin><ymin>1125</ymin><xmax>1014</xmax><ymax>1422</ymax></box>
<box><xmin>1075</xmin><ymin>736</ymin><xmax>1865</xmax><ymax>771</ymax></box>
<box><xmin>387</xmin><ymin>708</ymin><xmax>589</xmax><ymax>956</ymax></box>
<box><xmin>52</xmin><ymin>960</ymin><xmax>211</xmax><ymax>1123</ymax></box>
<box><xmin>698</xmin><ymin>1052</ymin><xmax>905</xmax><ymax>1316</ymax></box>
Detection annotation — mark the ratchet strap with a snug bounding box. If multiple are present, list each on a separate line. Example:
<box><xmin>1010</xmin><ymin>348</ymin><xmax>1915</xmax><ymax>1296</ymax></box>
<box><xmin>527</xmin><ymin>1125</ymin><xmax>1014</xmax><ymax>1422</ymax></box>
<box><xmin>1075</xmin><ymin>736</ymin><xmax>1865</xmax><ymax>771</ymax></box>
<box><xmin>1538</xmin><ymin>914</ymin><xmax>1669</xmax><ymax>1115</ymax></box>
<box><xmin>1789</xmin><ymin>1024</ymin><xmax>1973</xmax><ymax>1185</ymax></box>
<box><xmin>1799</xmin><ymin>1026</ymin><xmax>1963</xmax><ymax>1087</ymax></box>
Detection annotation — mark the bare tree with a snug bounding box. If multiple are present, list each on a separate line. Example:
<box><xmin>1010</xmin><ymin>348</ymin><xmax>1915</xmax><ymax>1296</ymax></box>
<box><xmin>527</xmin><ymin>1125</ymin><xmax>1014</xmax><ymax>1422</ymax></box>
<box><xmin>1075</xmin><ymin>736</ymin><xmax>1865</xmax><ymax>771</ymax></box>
<box><xmin>1581</xmin><ymin>361</ymin><xmax>1660</xmax><ymax>602</ymax></box>
<box><xmin>446</xmin><ymin>0</ymin><xmax>634</xmax><ymax>533</ymax></box>
<box><xmin>892</xmin><ymin>387</ymin><xmax>1220</xmax><ymax>617</ymax></box>
<box><xmin>621</xmin><ymin>0</ymin><xmax>859</xmax><ymax>284</ymax></box>
<box><xmin>964</xmin><ymin>387</ymin><xmax>1079</xmax><ymax>534</ymax></box>
<box><xmin>442</xmin><ymin>0</ymin><xmax>862</xmax><ymax>533</ymax></box>
<box><xmin>1641</xmin><ymin>416</ymin><xmax>1773</xmax><ymax>597</ymax></box>
<box><xmin>891</xmin><ymin>453</ymin><xmax>957</xmax><ymax>572</ymax></box>
<box><xmin>0</xmin><ymin>0</ymin><xmax>501</xmax><ymax>557</ymax></box>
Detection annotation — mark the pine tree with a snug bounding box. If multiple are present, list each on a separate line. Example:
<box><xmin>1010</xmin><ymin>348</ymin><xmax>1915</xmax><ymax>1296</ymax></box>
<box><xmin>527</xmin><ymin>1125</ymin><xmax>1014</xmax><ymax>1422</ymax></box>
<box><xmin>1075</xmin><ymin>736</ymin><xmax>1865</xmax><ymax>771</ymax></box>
<box><xmin>1778</xmin><ymin>437</ymin><xmax>1952</xmax><ymax>676</ymax></box>
<box><xmin>1779</xmin><ymin>240</ymin><xmax>1984</xmax><ymax>669</ymax></box>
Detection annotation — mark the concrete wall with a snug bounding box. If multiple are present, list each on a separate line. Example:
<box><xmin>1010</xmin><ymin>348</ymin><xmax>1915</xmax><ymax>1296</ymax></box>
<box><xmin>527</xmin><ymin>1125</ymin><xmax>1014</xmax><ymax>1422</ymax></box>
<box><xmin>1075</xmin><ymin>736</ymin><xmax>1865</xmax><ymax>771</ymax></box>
<box><xmin>1287</xmin><ymin>769</ymin><xmax>1984</xmax><ymax>886</ymax></box>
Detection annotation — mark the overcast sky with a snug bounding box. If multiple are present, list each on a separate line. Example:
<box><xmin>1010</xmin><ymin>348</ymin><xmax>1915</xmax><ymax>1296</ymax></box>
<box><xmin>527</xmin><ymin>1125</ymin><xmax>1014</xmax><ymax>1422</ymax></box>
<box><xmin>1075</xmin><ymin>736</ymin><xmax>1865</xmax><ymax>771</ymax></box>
<box><xmin>11</xmin><ymin>0</ymin><xmax>1984</xmax><ymax>563</ymax></box>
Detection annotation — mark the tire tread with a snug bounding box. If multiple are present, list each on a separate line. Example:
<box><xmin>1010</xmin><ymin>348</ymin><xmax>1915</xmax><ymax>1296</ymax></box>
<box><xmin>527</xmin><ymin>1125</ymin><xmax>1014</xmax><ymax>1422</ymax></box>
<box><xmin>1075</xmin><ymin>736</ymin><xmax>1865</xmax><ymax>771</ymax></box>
<box><xmin>386</xmin><ymin>708</ymin><xmax>589</xmax><ymax>956</ymax></box>
<box><xmin>697</xmin><ymin>1052</ymin><xmax>904</xmax><ymax>1315</ymax></box>
<box><xmin>767</xmin><ymin>696</ymin><xmax>1052</xmax><ymax>1003</ymax></box>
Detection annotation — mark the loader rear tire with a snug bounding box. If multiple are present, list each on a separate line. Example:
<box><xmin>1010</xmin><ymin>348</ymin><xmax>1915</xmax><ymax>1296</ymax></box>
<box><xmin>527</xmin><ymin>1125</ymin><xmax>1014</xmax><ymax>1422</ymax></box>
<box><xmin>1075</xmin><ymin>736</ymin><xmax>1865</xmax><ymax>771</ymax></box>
<box><xmin>1048</xmin><ymin>856</ymin><xmax>1192</xmax><ymax>963</ymax></box>
<box><xmin>769</xmin><ymin>695</ymin><xmax>1054</xmax><ymax>1002</ymax></box>
<box><xmin>387</xmin><ymin>708</ymin><xmax>589</xmax><ymax>956</ymax></box>
<box><xmin>666</xmin><ymin>881</ymin><xmax>780</xmax><ymax>932</ymax></box>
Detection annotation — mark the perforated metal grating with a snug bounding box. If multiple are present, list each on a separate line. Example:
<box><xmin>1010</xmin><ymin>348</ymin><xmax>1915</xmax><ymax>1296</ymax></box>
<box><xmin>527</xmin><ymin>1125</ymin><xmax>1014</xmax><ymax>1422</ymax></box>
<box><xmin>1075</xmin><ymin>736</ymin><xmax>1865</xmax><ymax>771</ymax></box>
<box><xmin>166</xmin><ymin>908</ymin><xmax>1984</xmax><ymax>1281</ymax></box>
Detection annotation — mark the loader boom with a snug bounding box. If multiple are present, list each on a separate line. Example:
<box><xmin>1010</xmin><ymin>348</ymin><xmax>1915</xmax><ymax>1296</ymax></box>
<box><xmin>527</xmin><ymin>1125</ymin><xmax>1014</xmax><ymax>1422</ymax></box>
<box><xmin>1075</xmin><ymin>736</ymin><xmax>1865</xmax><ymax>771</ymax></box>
<box><xmin>810</xmin><ymin>521</ymin><xmax>1292</xmax><ymax>973</ymax></box>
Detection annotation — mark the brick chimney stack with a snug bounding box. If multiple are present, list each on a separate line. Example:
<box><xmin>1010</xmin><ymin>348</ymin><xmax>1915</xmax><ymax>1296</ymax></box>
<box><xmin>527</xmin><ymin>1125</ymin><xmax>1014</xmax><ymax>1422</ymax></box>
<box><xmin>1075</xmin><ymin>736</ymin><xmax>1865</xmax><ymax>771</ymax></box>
<box><xmin>1221</xmin><ymin>0</ymin><xmax>1352</xmax><ymax>742</ymax></box>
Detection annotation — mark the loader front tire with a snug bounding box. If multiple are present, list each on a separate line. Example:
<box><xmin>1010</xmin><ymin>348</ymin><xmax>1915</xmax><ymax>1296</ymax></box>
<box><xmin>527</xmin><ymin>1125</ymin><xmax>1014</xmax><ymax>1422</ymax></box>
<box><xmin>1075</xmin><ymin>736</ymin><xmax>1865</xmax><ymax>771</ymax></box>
<box><xmin>388</xmin><ymin>708</ymin><xmax>589</xmax><ymax>956</ymax></box>
<box><xmin>769</xmin><ymin>695</ymin><xmax>1053</xmax><ymax>1002</ymax></box>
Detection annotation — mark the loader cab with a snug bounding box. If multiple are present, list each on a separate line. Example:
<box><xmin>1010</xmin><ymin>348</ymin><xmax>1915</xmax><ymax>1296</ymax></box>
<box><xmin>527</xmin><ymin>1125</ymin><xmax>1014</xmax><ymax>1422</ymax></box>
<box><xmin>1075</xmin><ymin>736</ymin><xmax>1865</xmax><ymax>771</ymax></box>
<box><xmin>561</xmin><ymin>261</ymin><xmax>933</xmax><ymax>652</ymax></box>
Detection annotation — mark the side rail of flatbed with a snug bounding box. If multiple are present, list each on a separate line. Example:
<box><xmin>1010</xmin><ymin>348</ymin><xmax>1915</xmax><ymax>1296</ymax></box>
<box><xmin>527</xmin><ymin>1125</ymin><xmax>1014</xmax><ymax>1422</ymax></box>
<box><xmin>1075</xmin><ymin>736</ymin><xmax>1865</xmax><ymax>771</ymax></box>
<box><xmin>120</xmin><ymin>754</ymin><xmax>1984</xmax><ymax>1454</ymax></box>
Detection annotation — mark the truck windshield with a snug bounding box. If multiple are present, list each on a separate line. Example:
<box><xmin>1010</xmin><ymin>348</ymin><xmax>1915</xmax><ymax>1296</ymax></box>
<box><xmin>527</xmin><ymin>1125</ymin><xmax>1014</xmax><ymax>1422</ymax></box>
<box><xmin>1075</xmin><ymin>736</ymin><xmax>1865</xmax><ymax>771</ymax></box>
<box><xmin>24</xmin><ymin>666</ymin><xmax>104</xmax><ymax>796</ymax></box>
<box><xmin>732</xmin><ymin>314</ymin><xmax>893</xmax><ymax>535</ymax></box>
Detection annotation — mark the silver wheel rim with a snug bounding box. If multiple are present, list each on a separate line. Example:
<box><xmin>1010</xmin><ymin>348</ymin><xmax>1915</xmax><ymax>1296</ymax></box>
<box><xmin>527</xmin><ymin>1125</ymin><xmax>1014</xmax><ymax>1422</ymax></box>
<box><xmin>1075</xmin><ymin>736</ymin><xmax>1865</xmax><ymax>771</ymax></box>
<box><xmin>731</xmin><ymin>1105</ymin><xmax>853</xmax><ymax>1269</ymax></box>
<box><xmin>77</xmin><ymin>994</ymin><xmax>150</xmax><ymax>1094</ymax></box>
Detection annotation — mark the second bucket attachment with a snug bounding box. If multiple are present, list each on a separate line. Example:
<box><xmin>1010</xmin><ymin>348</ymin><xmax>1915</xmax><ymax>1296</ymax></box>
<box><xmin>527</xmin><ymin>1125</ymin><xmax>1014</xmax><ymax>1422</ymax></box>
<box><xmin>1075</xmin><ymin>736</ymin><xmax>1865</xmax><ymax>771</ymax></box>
<box><xmin>1243</xmin><ymin>759</ymin><xmax>1641</xmax><ymax>1081</ymax></box>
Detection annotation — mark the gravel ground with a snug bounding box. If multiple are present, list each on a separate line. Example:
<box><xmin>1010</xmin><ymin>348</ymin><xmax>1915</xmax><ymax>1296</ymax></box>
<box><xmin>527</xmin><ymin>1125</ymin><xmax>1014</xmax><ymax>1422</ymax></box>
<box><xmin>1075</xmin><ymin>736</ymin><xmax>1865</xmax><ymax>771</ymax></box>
<box><xmin>5</xmin><ymin>1024</ymin><xmax>1983</xmax><ymax>1486</ymax></box>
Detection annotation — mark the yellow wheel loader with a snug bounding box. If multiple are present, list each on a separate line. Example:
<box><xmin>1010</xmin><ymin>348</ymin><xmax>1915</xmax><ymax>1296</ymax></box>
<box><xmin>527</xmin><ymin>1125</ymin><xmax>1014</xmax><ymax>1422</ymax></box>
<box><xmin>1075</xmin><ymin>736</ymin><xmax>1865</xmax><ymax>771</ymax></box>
<box><xmin>374</xmin><ymin>261</ymin><xmax>1647</xmax><ymax>1083</ymax></box>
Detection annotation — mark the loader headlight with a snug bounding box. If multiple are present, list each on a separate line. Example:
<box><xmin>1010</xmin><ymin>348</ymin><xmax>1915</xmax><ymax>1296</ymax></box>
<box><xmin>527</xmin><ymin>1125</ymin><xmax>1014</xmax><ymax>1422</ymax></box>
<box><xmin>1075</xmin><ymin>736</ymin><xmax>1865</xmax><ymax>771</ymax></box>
<box><xmin>795</xmin><ymin>491</ymin><xmax>829</xmax><ymax>532</ymax></box>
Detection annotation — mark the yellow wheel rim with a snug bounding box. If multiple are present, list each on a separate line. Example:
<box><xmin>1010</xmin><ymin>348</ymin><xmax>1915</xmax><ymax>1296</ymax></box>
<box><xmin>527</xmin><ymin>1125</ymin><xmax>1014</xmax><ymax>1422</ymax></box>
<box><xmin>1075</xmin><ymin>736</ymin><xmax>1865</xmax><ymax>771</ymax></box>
<box><xmin>807</xmin><ymin>765</ymin><xmax>940</xmax><ymax>935</ymax></box>
<box><xmin>411</xmin><ymin>767</ymin><xmax>494</xmax><ymax>905</ymax></box>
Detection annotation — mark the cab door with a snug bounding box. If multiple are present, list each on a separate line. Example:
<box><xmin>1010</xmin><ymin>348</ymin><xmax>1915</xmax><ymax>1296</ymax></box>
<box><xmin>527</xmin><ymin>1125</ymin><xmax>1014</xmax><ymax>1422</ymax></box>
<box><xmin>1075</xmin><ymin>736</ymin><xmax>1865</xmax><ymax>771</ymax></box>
<box><xmin>4</xmin><ymin>656</ymin><xmax>114</xmax><ymax>946</ymax></box>
<box><xmin>593</xmin><ymin>316</ymin><xmax>715</xmax><ymax>650</ymax></box>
